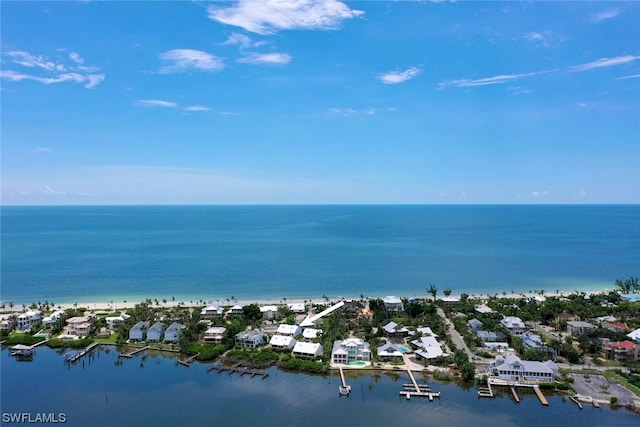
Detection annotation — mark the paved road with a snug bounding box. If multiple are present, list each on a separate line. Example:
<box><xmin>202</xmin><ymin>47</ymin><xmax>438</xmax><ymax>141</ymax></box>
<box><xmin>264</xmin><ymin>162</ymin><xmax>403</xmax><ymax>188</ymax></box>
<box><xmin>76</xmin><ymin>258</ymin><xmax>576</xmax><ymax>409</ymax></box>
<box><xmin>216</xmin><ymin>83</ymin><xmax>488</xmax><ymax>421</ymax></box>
<box><xmin>436</xmin><ymin>307</ymin><xmax>473</xmax><ymax>358</ymax></box>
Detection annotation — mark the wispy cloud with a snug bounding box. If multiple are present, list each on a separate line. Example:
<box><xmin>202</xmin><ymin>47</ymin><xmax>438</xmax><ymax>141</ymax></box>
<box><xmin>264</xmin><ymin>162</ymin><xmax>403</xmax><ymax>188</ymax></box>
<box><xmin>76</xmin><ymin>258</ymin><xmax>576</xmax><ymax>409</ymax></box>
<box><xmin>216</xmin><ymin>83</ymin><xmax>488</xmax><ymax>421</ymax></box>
<box><xmin>617</xmin><ymin>74</ymin><xmax>640</xmax><ymax>80</ymax></box>
<box><xmin>377</xmin><ymin>66</ymin><xmax>421</xmax><ymax>84</ymax></box>
<box><xmin>439</xmin><ymin>55</ymin><xmax>640</xmax><ymax>89</ymax></box>
<box><xmin>591</xmin><ymin>9</ymin><xmax>621</xmax><ymax>23</ymax></box>
<box><xmin>135</xmin><ymin>99</ymin><xmax>178</xmax><ymax>108</ymax></box>
<box><xmin>159</xmin><ymin>49</ymin><xmax>224</xmax><ymax>73</ymax></box>
<box><xmin>0</xmin><ymin>49</ymin><xmax>104</xmax><ymax>88</ymax></box>
<box><xmin>30</xmin><ymin>147</ymin><xmax>54</xmax><ymax>154</ymax></box>
<box><xmin>222</xmin><ymin>33</ymin><xmax>268</xmax><ymax>49</ymax></box>
<box><xmin>523</xmin><ymin>30</ymin><xmax>559</xmax><ymax>48</ymax></box>
<box><xmin>238</xmin><ymin>52</ymin><xmax>292</xmax><ymax>65</ymax></box>
<box><xmin>327</xmin><ymin>107</ymin><xmax>376</xmax><ymax>117</ymax></box>
<box><xmin>183</xmin><ymin>105</ymin><xmax>212</xmax><ymax>112</ymax></box>
<box><xmin>208</xmin><ymin>0</ymin><xmax>364</xmax><ymax>35</ymax></box>
<box><xmin>530</xmin><ymin>190</ymin><xmax>550</xmax><ymax>199</ymax></box>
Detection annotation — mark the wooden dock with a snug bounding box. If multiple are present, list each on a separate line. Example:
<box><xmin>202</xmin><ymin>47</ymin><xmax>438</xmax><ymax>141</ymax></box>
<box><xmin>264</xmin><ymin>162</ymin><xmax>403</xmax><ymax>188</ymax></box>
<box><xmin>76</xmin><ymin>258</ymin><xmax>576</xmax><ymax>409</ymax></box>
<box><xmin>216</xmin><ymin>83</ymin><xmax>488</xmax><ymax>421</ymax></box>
<box><xmin>569</xmin><ymin>395</ymin><xmax>583</xmax><ymax>409</ymax></box>
<box><xmin>477</xmin><ymin>386</ymin><xmax>494</xmax><ymax>398</ymax></box>
<box><xmin>399</xmin><ymin>370</ymin><xmax>440</xmax><ymax>401</ymax></box>
<box><xmin>533</xmin><ymin>385</ymin><xmax>548</xmax><ymax>406</ymax></box>
<box><xmin>487</xmin><ymin>378</ymin><xmax>548</xmax><ymax>406</ymax></box>
<box><xmin>207</xmin><ymin>363</ymin><xmax>268</xmax><ymax>379</ymax></box>
<box><xmin>65</xmin><ymin>341</ymin><xmax>101</xmax><ymax>363</ymax></box>
<box><xmin>118</xmin><ymin>345</ymin><xmax>150</xmax><ymax>358</ymax></box>
<box><xmin>510</xmin><ymin>387</ymin><xmax>520</xmax><ymax>403</ymax></box>
<box><xmin>338</xmin><ymin>366</ymin><xmax>351</xmax><ymax>395</ymax></box>
<box><xmin>177</xmin><ymin>354</ymin><xmax>199</xmax><ymax>367</ymax></box>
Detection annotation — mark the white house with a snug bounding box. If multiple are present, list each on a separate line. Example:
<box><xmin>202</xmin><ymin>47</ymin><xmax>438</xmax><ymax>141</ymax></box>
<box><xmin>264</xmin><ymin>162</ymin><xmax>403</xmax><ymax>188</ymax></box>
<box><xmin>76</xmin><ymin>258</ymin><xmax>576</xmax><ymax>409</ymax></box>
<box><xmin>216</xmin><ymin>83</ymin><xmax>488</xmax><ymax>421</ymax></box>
<box><xmin>270</xmin><ymin>334</ymin><xmax>297</xmax><ymax>350</ymax></box>
<box><xmin>17</xmin><ymin>309</ymin><xmax>41</xmax><ymax>332</ymax></box>
<box><xmin>292</xmin><ymin>342</ymin><xmax>323</xmax><ymax>359</ymax></box>
<box><xmin>288</xmin><ymin>303</ymin><xmax>306</xmax><ymax>313</ymax></box>
<box><xmin>377</xmin><ymin>342</ymin><xmax>404</xmax><ymax>360</ymax></box>
<box><xmin>146</xmin><ymin>322</ymin><xmax>166</xmax><ymax>342</ymax></box>
<box><xmin>411</xmin><ymin>335</ymin><xmax>444</xmax><ymax>360</ymax></box>
<box><xmin>42</xmin><ymin>310</ymin><xmax>65</xmax><ymax>328</ymax></box>
<box><xmin>129</xmin><ymin>321</ymin><xmax>149</xmax><ymax>341</ymax></box>
<box><xmin>201</xmin><ymin>305</ymin><xmax>224</xmax><ymax>319</ymax></box>
<box><xmin>260</xmin><ymin>305</ymin><xmax>279</xmax><ymax>320</ymax></box>
<box><xmin>235</xmin><ymin>329</ymin><xmax>265</xmax><ymax>349</ymax></box>
<box><xmin>203</xmin><ymin>327</ymin><xmax>226</xmax><ymax>344</ymax></box>
<box><xmin>474</xmin><ymin>304</ymin><xmax>494</xmax><ymax>314</ymax></box>
<box><xmin>227</xmin><ymin>305</ymin><xmax>244</xmax><ymax>317</ymax></box>
<box><xmin>628</xmin><ymin>328</ymin><xmax>640</xmax><ymax>344</ymax></box>
<box><xmin>163</xmin><ymin>322</ymin><xmax>183</xmax><ymax>343</ymax></box>
<box><xmin>492</xmin><ymin>354</ymin><xmax>558</xmax><ymax>382</ymax></box>
<box><xmin>500</xmin><ymin>316</ymin><xmax>526</xmax><ymax>335</ymax></box>
<box><xmin>331</xmin><ymin>338</ymin><xmax>371</xmax><ymax>365</ymax></box>
<box><xmin>277</xmin><ymin>324</ymin><xmax>301</xmax><ymax>337</ymax></box>
<box><xmin>382</xmin><ymin>321</ymin><xmax>409</xmax><ymax>336</ymax></box>
<box><xmin>521</xmin><ymin>332</ymin><xmax>544</xmax><ymax>350</ymax></box>
<box><xmin>382</xmin><ymin>296</ymin><xmax>403</xmax><ymax>312</ymax></box>
<box><xmin>0</xmin><ymin>316</ymin><xmax>15</xmax><ymax>331</ymax></box>
<box><xmin>566</xmin><ymin>321</ymin><xmax>595</xmax><ymax>337</ymax></box>
<box><xmin>302</xmin><ymin>328</ymin><xmax>321</xmax><ymax>341</ymax></box>
<box><xmin>106</xmin><ymin>314</ymin><xmax>130</xmax><ymax>329</ymax></box>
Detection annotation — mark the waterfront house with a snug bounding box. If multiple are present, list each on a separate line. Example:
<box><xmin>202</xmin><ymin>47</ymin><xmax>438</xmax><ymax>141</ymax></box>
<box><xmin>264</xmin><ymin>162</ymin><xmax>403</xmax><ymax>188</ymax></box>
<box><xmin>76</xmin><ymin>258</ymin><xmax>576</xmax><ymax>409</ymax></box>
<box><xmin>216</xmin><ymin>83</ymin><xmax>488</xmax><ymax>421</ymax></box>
<box><xmin>382</xmin><ymin>321</ymin><xmax>409</xmax><ymax>337</ymax></box>
<box><xmin>500</xmin><ymin>316</ymin><xmax>526</xmax><ymax>335</ymax></box>
<box><xmin>235</xmin><ymin>329</ymin><xmax>265</xmax><ymax>349</ymax></box>
<box><xmin>260</xmin><ymin>305</ymin><xmax>279</xmax><ymax>320</ymax></box>
<box><xmin>146</xmin><ymin>322</ymin><xmax>166</xmax><ymax>342</ymax></box>
<box><xmin>331</xmin><ymin>338</ymin><xmax>371</xmax><ymax>365</ymax></box>
<box><xmin>65</xmin><ymin>316</ymin><xmax>93</xmax><ymax>337</ymax></box>
<box><xmin>440</xmin><ymin>296</ymin><xmax>460</xmax><ymax>306</ymax></box>
<box><xmin>269</xmin><ymin>334</ymin><xmax>297</xmax><ymax>350</ymax></box>
<box><xmin>288</xmin><ymin>303</ymin><xmax>306</xmax><ymax>313</ymax></box>
<box><xmin>411</xmin><ymin>335</ymin><xmax>444</xmax><ymax>360</ymax></box>
<box><xmin>627</xmin><ymin>328</ymin><xmax>640</xmax><ymax>344</ymax></box>
<box><xmin>602</xmin><ymin>340</ymin><xmax>640</xmax><ymax>363</ymax></box>
<box><xmin>200</xmin><ymin>305</ymin><xmax>224</xmax><ymax>320</ymax></box>
<box><xmin>292</xmin><ymin>342</ymin><xmax>323</xmax><ymax>359</ymax></box>
<box><xmin>227</xmin><ymin>305</ymin><xmax>244</xmax><ymax>317</ymax></box>
<box><xmin>203</xmin><ymin>326</ymin><xmax>226</xmax><ymax>344</ymax></box>
<box><xmin>491</xmin><ymin>355</ymin><xmax>558</xmax><ymax>382</ymax></box>
<box><xmin>106</xmin><ymin>314</ymin><xmax>130</xmax><ymax>329</ymax></box>
<box><xmin>382</xmin><ymin>296</ymin><xmax>403</xmax><ymax>312</ymax></box>
<box><xmin>467</xmin><ymin>318</ymin><xmax>483</xmax><ymax>331</ymax></box>
<box><xmin>566</xmin><ymin>321</ymin><xmax>595</xmax><ymax>337</ymax></box>
<box><xmin>377</xmin><ymin>342</ymin><xmax>404</xmax><ymax>361</ymax></box>
<box><xmin>0</xmin><ymin>316</ymin><xmax>15</xmax><ymax>331</ymax></box>
<box><xmin>163</xmin><ymin>322</ymin><xmax>183</xmax><ymax>343</ymax></box>
<box><xmin>42</xmin><ymin>310</ymin><xmax>65</xmax><ymax>328</ymax></box>
<box><xmin>129</xmin><ymin>321</ymin><xmax>149</xmax><ymax>341</ymax></box>
<box><xmin>277</xmin><ymin>324</ymin><xmax>301</xmax><ymax>337</ymax></box>
<box><xmin>17</xmin><ymin>309</ymin><xmax>41</xmax><ymax>332</ymax></box>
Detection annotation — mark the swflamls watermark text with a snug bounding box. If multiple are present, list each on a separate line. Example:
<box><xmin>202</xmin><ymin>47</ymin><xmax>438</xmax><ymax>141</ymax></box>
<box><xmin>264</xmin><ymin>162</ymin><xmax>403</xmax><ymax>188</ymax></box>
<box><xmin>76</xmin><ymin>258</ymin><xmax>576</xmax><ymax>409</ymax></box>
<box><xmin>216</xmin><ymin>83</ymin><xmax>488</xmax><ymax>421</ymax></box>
<box><xmin>2</xmin><ymin>413</ymin><xmax>67</xmax><ymax>424</ymax></box>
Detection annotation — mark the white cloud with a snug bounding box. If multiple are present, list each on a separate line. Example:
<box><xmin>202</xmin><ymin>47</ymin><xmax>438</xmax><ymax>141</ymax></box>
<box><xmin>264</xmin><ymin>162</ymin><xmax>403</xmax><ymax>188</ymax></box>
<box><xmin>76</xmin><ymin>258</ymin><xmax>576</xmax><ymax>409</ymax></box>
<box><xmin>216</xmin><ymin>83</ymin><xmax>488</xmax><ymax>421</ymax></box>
<box><xmin>617</xmin><ymin>74</ymin><xmax>640</xmax><ymax>80</ymax></box>
<box><xmin>208</xmin><ymin>0</ymin><xmax>364</xmax><ymax>35</ymax></box>
<box><xmin>238</xmin><ymin>52</ymin><xmax>292</xmax><ymax>65</ymax></box>
<box><xmin>591</xmin><ymin>9</ymin><xmax>621</xmax><ymax>23</ymax></box>
<box><xmin>30</xmin><ymin>147</ymin><xmax>54</xmax><ymax>154</ymax></box>
<box><xmin>222</xmin><ymin>33</ymin><xmax>268</xmax><ymax>49</ymax></box>
<box><xmin>377</xmin><ymin>66</ymin><xmax>421</xmax><ymax>84</ymax></box>
<box><xmin>43</xmin><ymin>186</ymin><xmax>70</xmax><ymax>196</ymax></box>
<box><xmin>327</xmin><ymin>107</ymin><xmax>376</xmax><ymax>117</ymax></box>
<box><xmin>159</xmin><ymin>49</ymin><xmax>224</xmax><ymax>73</ymax></box>
<box><xmin>135</xmin><ymin>99</ymin><xmax>178</xmax><ymax>108</ymax></box>
<box><xmin>1</xmin><ymin>49</ymin><xmax>105</xmax><ymax>88</ymax></box>
<box><xmin>183</xmin><ymin>105</ymin><xmax>211</xmax><ymax>112</ymax></box>
<box><xmin>523</xmin><ymin>30</ymin><xmax>558</xmax><ymax>47</ymax></box>
<box><xmin>530</xmin><ymin>190</ymin><xmax>550</xmax><ymax>199</ymax></box>
<box><xmin>440</xmin><ymin>55</ymin><xmax>640</xmax><ymax>89</ymax></box>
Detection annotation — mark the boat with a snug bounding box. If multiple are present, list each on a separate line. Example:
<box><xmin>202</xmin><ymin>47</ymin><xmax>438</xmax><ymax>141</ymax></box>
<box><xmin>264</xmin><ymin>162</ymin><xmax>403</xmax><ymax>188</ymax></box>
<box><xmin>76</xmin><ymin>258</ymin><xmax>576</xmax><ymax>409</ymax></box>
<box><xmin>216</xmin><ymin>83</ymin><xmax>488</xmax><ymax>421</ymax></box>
<box><xmin>10</xmin><ymin>344</ymin><xmax>34</xmax><ymax>360</ymax></box>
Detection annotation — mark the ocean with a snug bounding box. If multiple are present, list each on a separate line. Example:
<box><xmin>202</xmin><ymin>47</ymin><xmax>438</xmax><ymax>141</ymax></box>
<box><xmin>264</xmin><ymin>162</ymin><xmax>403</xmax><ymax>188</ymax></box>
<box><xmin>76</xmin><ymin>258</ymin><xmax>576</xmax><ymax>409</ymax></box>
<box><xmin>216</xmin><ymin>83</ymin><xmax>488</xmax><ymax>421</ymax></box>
<box><xmin>1</xmin><ymin>205</ymin><xmax>639</xmax><ymax>305</ymax></box>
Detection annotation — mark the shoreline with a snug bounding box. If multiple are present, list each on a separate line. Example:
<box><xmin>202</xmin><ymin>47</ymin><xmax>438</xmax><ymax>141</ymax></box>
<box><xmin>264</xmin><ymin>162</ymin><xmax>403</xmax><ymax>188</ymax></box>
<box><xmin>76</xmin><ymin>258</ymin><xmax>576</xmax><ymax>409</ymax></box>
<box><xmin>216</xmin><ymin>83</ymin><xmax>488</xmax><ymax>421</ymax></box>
<box><xmin>1</xmin><ymin>289</ymin><xmax>612</xmax><ymax>313</ymax></box>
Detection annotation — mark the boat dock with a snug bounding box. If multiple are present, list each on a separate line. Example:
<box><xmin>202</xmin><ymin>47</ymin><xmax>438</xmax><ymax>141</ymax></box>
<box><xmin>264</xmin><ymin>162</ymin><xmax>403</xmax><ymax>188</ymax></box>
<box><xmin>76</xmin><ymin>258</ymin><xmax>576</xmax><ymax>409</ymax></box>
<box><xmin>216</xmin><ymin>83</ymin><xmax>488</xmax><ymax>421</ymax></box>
<box><xmin>477</xmin><ymin>383</ymin><xmax>494</xmax><ymax>398</ymax></box>
<box><xmin>207</xmin><ymin>363</ymin><xmax>269</xmax><ymax>379</ymax></box>
<box><xmin>399</xmin><ymin>369</ymin><xmax>440</xmax><ymax>401</ymax></box>
<box><xmin>569</xmin><ymin>395</ymin><xmax>583</xmax><ymax>409</ymax></box>
<box><xmin>118</xmin><ymin>345</ymin><xmax>150</xmax><ymax>358</ymax></box>
<box><xmin>533</xmin><ymin>385</ymin><xmax>548</xmax><ymax>406</ymax></box>
<box><xmin>510</xmin><ymin>387</ymin><xmax>520</xmax><ymax>403</ymax></box>
<box><xmin>65</xmin><ymin>341</ymin><xmax>101</xmax><ymax>363</ymax></box>
<box><xmin>177</xmin><ymin>354</ymin><xmax>199</xmax><ymax>367</ymax></box>
<box><xmin>487</xmin><ymin>378</ymin><xmax>548</xmax><ymax>406</ymax></box>
<box><xmin>338</xmin><ymin>366</ymin><xmax>351</xmax><ymax>395</ymax></box>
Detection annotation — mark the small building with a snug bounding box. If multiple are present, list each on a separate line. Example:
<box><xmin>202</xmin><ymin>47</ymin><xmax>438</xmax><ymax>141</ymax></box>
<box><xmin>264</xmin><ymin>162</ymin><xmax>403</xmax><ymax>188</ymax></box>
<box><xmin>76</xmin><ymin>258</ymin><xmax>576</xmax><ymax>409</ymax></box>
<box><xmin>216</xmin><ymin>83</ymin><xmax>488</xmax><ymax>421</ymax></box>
<box><xmin>382</xmin><ymin>296</ymin><xmax>403</xmax><ymax>312</ymax></box>
<box><xmin>602</xmin><ymin>340</ymin><xmax>640</xmax><ymax>363</ymax></box>
<box><xmin>17</xmin><ymin>309</ymin><xmax>41</xmax><ymax>332</ymax></box>
<box><xmin>331</xmin><ymin>338</ymin><xmax>371</xmax><ymax>365</ymax></box>
<box><xmin>467</xmin><ymin>318</ymin><xmax>483</xmax><ymax>331</ymax></box>
<box><xmin>477</xmin><ymin>330</ymin><xmax>506</xmax><ymax>343</ymax></box>
<box><xmin>356</xmin><ymin>309</ymin><xmax>374</xmax><ymax>324</ymax></box>
<box><xmin>129</xmin><ymin>321</ymin><xmax>149</xmax><ymax>341</ymax></box>
<box><xmin>521</xmin><ymin>332</ymin><xmax>544</xmax><ymax>350</ymax></box>
<box><xmin>270</xmin><ymin>334</ymin><xmax>297</xmax><ymax>350</ymax></box>
<box><xmin>42</xmin><ymin>310</ymin><xmax>65</xmax><ymax>328</ymax></box>
<box><xmin>203</xmin><ymin>326</ymin><xmax>226</xmax><ymax>344</ymax></box>
<box><xmin>484</xmin><ymin>342</ymin><xmax>510</xmax><ymax>352</ymax></box>
<box><xmin>0</xmin><ymin>316</ymin><xmax>15</xmax><ymax>331</ymax></box>
<box><xmin>260</xmin><ymin>305</ymin><xmax>279</xmax><ymax>320</ymax></box>
<box><xmin>164</xmin><ymin>322</ymin><xmax>183</xmax><ymax>343</ymax></box>
<box><xmin>106</xmin><ymin>314</ymin><xmax>130</xmax><ymax>329</ymax></box>
<box><xmin>146</xmin><ymin>322</ymin><xmax>166</xmax><ymax>342</ymax></box>
<box><xmin>440</xmin><ymin>296</ymin><xmax>460</xmax><ymax>306</ymax></box>
<box><xmin>377</xmin><ymin>342</ymin><xmax>405</xmax><ymax>360</ymax></box>
<box><xmin>500</xmin><ymin>316</ymin><xmax>526</xmax><ymax>335</ymax></box>
<box><xmin>227</xmin><ymin>305</ymin><xmax>244</xmax><ymax>317</ymax></box>
<box><xmin>276</xmin><ymin>324</ymin><xmax>301</xmax><ymax>337</ymax></box>
<box><xmin>288</xmin><ymin>303</ymin><xmax>306</xmax><ymax>314</ymax></box>
<box><xmin>601</xmin><ymin>321</ymin><xmax>630</xmax><ymax>334</ymax></box>
<box><xmin>411</xmin><ymin>335</ymin><xmax>444</xmax><ymax>360</ymax></box>
<box><xmin>235</xmin><ymin>329</ymin><xmax>265</xmax><ymax>349</ymax></box>
<box><xmin>382</xmin><ymin>321</ymin><xmax>409</xmax><ymax>336</ymax></box>
<box><xmin>201</xmin><ymin>305</ymin><xmax>224</xmax><ymax>319</ymax></box>
<box><xmin>302</xmin><ymin>328</ymin><xmax>321</xmax><ymax>341</ymax></box>
<box><xmin>566</xmin><ymin>321</ymin><xmax>595</xmax><ymax>337</ymax></box>
<box><xmin>491</xmin><ymin>355</ymin><xmax>558</xmax><ymax>382</ymax></box>
<box><xmin>292</xmin><ymin>342</ymin><xmax>323</xmax><ymax>359</ymax></box>
<box><xmin>474</xmin><ymin>304</ymin><xmax>494</xmax><ymax>314</ymax></box>
<box><xmin>555</xmin><ymin>312</ymin><xmax>579</xmax><ymax>324</ymax></box>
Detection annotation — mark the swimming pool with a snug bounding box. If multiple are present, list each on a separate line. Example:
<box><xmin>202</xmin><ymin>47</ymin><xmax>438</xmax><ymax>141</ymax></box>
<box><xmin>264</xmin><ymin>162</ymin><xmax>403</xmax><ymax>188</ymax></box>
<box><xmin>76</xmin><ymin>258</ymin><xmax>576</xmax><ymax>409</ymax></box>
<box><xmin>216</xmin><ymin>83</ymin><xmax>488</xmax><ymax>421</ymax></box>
<box><xmin>347</xmin><ymin>361</ymin><xmax>368</xmax><ymax>366</ymax></box>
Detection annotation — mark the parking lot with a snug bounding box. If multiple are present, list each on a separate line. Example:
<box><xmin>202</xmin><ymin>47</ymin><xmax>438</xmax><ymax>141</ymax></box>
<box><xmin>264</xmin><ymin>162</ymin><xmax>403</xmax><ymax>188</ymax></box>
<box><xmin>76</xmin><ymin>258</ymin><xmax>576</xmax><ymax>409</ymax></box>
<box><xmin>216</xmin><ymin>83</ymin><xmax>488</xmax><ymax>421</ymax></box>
<box><xmin>569</xmin><ymin>373</ymin><xmax>638</xmax><ymax>407</ymax></box>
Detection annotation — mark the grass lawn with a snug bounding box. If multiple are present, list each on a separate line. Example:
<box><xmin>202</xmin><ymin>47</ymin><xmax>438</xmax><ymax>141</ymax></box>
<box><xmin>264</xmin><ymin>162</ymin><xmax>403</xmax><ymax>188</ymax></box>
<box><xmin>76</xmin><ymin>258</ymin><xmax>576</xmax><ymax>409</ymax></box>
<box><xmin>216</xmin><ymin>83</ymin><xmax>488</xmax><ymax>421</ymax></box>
<box><xmin>95</xmin><ymin>332</ymin><xmax>119</xmax><ymax>344</ymax></box>
<box><xmin>602</xmin><ymin>371</ymin><xmax>640</xmax><ymax>397</ymax></box>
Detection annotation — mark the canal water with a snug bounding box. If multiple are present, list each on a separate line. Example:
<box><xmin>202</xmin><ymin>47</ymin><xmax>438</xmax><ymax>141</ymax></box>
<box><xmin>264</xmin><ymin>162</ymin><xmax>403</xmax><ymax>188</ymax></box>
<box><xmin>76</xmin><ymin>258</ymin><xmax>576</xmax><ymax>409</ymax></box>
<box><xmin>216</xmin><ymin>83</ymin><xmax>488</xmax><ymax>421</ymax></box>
<box><xmin>2</xmin><ymin>346</ymin><xmax>637</xmax><ymax>427</ymax></box>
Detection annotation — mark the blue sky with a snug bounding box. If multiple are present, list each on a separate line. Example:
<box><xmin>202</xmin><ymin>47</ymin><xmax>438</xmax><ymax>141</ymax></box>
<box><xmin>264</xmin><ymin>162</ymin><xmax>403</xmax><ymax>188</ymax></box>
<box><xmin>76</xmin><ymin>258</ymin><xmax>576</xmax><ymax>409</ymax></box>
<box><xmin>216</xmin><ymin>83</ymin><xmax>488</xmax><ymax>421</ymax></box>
<box><xmin>1</xmin><ymin>1</ymin><xmax>639</xmax><ymax>205</ymax></box>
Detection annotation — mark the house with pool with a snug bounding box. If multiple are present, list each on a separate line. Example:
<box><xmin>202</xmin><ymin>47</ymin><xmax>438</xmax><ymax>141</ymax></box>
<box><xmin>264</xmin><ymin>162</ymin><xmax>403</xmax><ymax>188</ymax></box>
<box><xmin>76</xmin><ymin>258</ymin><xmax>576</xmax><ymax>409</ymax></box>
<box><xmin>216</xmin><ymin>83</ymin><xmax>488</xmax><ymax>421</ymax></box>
<box><xmin>331</xmin><ymin>338</ymin><xmax>371</xmax><ymax>366</ymax></box>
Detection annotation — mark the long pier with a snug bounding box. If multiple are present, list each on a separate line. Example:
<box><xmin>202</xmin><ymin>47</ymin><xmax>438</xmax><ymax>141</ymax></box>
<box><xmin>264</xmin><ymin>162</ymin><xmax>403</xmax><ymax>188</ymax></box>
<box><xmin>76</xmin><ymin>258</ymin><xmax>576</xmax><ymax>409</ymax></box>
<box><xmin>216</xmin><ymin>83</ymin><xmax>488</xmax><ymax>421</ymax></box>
<box><xmin>177</xmin><ymin>354</ymin><xmax>199</xmax><ymax>367</ymax></box>
<box><xmin>399</xmin><ymin>370</ymin><xmax>440</xmax><ymax>401</ymax></box>
<box><xmin>510</xmin><ymin>387</ymin><xmax>520</xmax><ymax>403</ymax></box>
<box><xmin>118</xmin><ymin>345</ymin><xmax>150</xmax><ymax>358</ymax></box>
<box><xmin>338</xmin><ymin>366</ymin><xmax>351</xmax><ymax>395</ymax></box>
<box><xmin>533</xmin><ymin>385</ymin><xmax>548</xmax><ymax>406</ymax></box>
<box><xmin>207</xmin><ymin>363</ymin><xmax>268</xmax><ymax>379</ymax></box>
<box><xmin>65</xmin><ymin>341</ymin><xmax>100</xmax><ymax>363</ymax></box>
<box><xmin>487</xmin><ymin>378</ymin><xmax>548</xmax><ymax>406</ymax></box>
<box><xmin>569</xmin><ymin>395</ymin><xmax>583</xmax><ymax>409</ymax></box>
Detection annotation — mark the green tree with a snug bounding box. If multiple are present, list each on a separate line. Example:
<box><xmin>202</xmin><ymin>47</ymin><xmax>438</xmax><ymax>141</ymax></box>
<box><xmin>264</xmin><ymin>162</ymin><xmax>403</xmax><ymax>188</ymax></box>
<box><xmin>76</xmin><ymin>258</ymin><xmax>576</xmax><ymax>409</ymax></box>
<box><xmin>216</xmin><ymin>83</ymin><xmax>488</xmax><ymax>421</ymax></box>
<box><xmin>243</xmin><ymin>304</ymin><xmax>262</xmax><ymax>322</ymax></box>
<box><xmin>443</xmin><ymin>288</ymin><xmax>452</xmax><ymax>297</ymax></box>
<box><xmin>427</xmin><ymin>284</ymin><xmax>438</xmax><ymax>301</ymax></box>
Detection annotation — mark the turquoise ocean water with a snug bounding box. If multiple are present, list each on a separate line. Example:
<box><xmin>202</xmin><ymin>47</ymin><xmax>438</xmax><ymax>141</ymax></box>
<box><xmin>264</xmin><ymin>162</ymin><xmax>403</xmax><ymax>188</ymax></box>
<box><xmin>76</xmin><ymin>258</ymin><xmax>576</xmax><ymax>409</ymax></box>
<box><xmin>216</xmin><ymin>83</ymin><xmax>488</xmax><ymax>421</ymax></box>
<box><xmin>1</xmin><ymin>205</ymin><xmax>639</xmax><ymax>305</ymax></box>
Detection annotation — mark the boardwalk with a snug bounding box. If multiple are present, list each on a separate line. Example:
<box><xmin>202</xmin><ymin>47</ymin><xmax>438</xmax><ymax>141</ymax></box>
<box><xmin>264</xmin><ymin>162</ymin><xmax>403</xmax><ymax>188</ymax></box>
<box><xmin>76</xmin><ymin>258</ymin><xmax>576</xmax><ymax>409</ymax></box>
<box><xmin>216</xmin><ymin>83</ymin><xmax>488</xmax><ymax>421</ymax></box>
<box><xmin>338</xmin><ymin>366</ymin><xmax>351</xmax><ymax>395</ymax></box>
<box><xmin>177</xmin><ymin>354</ymin><xmax>198</xmax><ymax>367</ymax></box>
<box><xmin>65</xmin><ymin>341</ymin><xmax>101</xmax><ymax>363</ymax></box>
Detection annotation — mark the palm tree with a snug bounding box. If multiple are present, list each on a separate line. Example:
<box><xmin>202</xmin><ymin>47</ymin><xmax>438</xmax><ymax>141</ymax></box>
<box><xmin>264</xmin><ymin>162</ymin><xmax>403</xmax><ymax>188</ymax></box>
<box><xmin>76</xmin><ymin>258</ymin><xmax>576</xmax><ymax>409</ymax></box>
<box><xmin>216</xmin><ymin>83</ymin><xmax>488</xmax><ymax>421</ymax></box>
<box><xmin>427</xmin><ymin>284</ymin><xmax>438</xmax><ymax>301</ymax></box>
<box><xmin>443</xmin><ymin>288</ymin><xmax>452</xmax><ymax>297</ymax></box>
